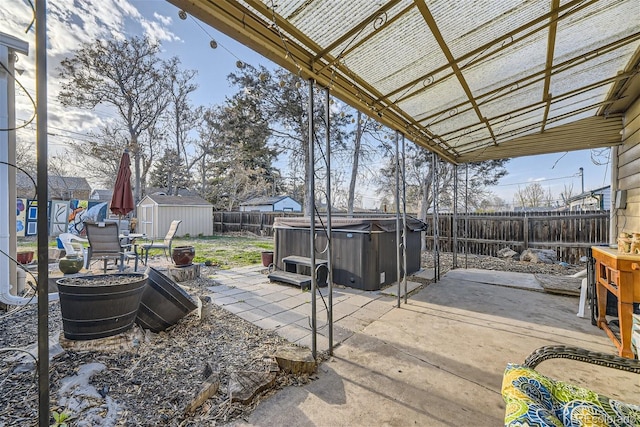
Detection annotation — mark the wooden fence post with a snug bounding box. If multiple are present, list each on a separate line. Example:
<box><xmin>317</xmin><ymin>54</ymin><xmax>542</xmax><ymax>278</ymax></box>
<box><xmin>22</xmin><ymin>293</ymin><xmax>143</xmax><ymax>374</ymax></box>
<box><xmin>523</xmin><ymin>214</ymin><xmax>529</xmax><ymax>250</ymax></box>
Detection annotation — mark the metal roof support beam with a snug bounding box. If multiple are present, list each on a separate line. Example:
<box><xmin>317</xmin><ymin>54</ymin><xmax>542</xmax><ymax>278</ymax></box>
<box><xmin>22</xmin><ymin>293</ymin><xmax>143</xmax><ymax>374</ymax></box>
<box><xmin>168</xmin><ymin>0</ymin><xmax>458</xmax><ymax>162</ymax></box>
<box><xmin>383</xmin><ymin>0</ymin><xmax>595</xmax><ymax>102</ymax></box>
<box><xmin>598</xmin><ymin>46</ymin><xmax>640</xmax><ymax>116</ymax></box>
<box><xmin>314</xmin><ymin>4</ymin><xmax>415</xmax><ymax>75</ymax></box>
<box><xmin>415</xmin><ymin>0</ymin><xmax>497</xmax><ymax>144</ymax></box>
<box><xmin>455</xmin><ymin>116</ymin><xmax>623</xmax><ymax>163</ymax></box>
<box><xmin>542</xmin><ymin>0</ymin><xmax>559</xmax><ymax>101</ymax></box>
<box><xmin>437</xmin><ymin>71</ymin><xmax>635</xmax><ymax>139</ymax></box>
<box><xmin>541</xmin><ymin>95</ymin><xmax>552</xmax><ymax>133</ymax></box>
<box><xmin>417</xmin><ymin>32</ymin><xmax>640</xmax><ymax>126</ymax></box>
<box><xmin>312</xmin><ymin>0</ymin><xmax>403</xmax><ymax>63</ymax></box>
<box><xmin>241</xmin><ymin>0</ymin><xmax>460</xmax><ymax>157</ymax></box>
<box><xmin>458</xmin><ymin>102</ymin><xmax>618</xmax><ymax>150</ymax></box>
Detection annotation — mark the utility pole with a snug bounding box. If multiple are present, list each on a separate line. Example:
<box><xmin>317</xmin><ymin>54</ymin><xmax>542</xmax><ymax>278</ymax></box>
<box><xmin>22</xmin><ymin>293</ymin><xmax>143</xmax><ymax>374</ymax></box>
<box><xmin>579</xmin><ymin>167</ymin><xmax>584</xmax><ymax>194</ymax></box>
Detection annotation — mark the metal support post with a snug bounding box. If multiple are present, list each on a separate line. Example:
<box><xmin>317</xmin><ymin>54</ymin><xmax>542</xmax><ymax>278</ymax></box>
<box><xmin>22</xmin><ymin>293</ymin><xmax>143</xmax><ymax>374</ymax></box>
<box><xmin>36</xmin><ymin>1</ymin><xmax>51</xmax><ymax>425</ymax></box>
<box><xmin>324</xmin><ymin>87</ymin><xmax>333</xmax><ymax>355</ymax></box>
<box><xmin>453</xmin><ymin>164</ymin><xmax>458</xmax><ymax>269</ymax></box>
<box><xmin>432</xmin><ymin>152</ymin><xmax>440</xmax><ymax>281</ymax></box>
<box><xmin>395</xmin><ymin>131</ymin><xmax>401</xmax><ymax>307</ymax></box>
<box><xmin>401</xmin><ymin>134</ymin><xmax>408</xmax><ymax>304</ymax></box>
<box><xmin>465</xmin><ymin>164</ymin><xmax>469</xmax><ymax>269</ymax></box>
<box><xmin>307</xmin><ymin>79</ymin><xmax>317</xmax><ymax>359</ymax></box>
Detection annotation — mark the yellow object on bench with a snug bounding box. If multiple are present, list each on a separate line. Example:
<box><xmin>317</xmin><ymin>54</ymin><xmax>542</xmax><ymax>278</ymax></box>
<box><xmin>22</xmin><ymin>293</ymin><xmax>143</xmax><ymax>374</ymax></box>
<box><xmin>502</xmin><ymin>346</ymin><xmax>640</xmax><ymax>426</ymax></box>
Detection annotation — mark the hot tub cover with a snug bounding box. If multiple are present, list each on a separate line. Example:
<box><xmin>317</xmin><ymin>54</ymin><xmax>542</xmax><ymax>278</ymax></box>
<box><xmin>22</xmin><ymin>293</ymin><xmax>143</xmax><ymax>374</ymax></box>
<box><xmin>273</xmin><ymin>216</ymin><xmax>427</xmax><ymax>232</ymax></box>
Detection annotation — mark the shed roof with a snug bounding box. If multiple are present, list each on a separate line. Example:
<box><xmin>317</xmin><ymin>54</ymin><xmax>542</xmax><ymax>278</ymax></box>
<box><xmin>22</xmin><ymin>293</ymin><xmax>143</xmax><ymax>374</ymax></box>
<box><xmin>141</xmin><ymin>194</ymin><xmax>212</xmax><ymax>206</ymax></box>
<box><xmin>168</xmin><ymin>0</ymin><xmax>640</xmax><ymax>163</ymax></box>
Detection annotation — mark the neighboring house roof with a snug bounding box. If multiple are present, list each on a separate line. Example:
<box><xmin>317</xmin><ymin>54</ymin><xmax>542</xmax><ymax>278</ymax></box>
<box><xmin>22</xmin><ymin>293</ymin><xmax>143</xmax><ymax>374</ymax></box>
<box><xmin>16</xmin><ymin>171</ymin><xmax>91</xmax><ymax>199</ymax></box>
<box><xmin>240</xmin><ymin>196</ymin><xmax>298</xmax><ymax>206</ymax></box>
<box><xmin>91</xmin><ymin>189</ymin><xmax>113</xmax><ymax>201</ymax></box>
<box><xmin>141</xmin><ymin>194</ymin><xmax>212</xmax><ymax>206</ymax></box>
<box><xmin>567</xmin><ymin>185</ymin><xmax>610</xmax><ymax>203</ymax></box>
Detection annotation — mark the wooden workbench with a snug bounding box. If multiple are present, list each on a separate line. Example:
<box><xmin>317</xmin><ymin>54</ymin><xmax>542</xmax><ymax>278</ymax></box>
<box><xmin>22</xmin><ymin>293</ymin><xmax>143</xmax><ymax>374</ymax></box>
<box><xmin>592</xmin><ymin>246</ymin><xmax>640</xmax><ymax>358</ymax></box>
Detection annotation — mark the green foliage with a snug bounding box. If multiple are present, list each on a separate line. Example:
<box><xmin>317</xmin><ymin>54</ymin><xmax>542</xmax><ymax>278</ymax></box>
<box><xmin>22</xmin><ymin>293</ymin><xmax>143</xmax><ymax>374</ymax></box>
<box><xmin>51</xmin><ymin>410</ymin><xmax>71</xmax><ymax>427</ymax></box>
<box><xmin>148</xmin><ymin>148</ymin><xmax>191</xmax><ymax>193</ymax></box>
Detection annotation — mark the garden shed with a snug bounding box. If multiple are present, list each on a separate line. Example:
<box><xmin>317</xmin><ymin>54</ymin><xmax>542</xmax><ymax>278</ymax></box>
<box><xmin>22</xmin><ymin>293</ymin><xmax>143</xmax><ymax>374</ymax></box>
<box><xmin>137</xmin><ymin>194</ymin><xmax>213</xmax><ymax>238</ymax></box>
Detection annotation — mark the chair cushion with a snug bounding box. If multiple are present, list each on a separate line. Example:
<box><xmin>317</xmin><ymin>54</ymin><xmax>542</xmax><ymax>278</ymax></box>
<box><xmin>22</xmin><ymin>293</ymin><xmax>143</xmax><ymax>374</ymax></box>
<box><xmin>502</xmin><ymin>364</ymin><xmax>640</xmax><ymax>426</ymax></box>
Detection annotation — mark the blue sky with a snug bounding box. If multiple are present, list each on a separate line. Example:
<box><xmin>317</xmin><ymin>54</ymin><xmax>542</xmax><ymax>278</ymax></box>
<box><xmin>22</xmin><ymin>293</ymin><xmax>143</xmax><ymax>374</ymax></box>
<box><xmin>1</xmin><ymin>0</ymin><xmax>612</xmax><ymax>208</ymax></box>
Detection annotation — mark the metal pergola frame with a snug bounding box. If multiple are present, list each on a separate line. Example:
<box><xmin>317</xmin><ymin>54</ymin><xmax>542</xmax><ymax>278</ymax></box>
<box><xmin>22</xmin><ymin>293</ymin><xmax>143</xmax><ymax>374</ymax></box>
<box><xmin>25</xmin><ymin>1</ymin><xmax>640</xmax><ymax>424</ymax></box>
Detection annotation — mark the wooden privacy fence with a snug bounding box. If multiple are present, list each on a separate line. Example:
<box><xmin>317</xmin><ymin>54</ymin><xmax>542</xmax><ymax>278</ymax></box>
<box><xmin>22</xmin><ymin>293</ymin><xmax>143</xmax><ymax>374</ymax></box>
<box><xmin>213</xmin><ymin>210</ymin><xmax>610</xmax><ymax>263</ymax></box>
<box><xmin>213</xmin><ymin>211</ymin><xmax>302</xmax><ymax>235</ymax></box>
<box><xmin>423</xmin><ymin>211</ymin><xmax>610</xmax><ymax>263</ymax></box>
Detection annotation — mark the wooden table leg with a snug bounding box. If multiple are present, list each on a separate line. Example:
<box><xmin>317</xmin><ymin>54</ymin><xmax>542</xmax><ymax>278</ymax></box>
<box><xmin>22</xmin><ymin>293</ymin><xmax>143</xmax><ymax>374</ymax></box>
<box><xmin>595</xmin><ymin>262</ymin><xmax>608</xmax><ymax>329</ymax></box>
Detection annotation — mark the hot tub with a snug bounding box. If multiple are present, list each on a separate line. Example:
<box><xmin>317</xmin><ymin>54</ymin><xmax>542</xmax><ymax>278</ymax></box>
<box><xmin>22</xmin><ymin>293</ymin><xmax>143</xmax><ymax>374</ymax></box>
<box><xmin>273</xmin><ymin>217</ymin><xmax>425</xmax><ymax>291</ymax></box>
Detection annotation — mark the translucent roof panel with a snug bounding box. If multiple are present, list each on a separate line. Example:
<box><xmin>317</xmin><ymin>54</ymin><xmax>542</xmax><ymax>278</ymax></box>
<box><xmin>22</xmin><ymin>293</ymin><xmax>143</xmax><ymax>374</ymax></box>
<box><xmin>179</xmin><ymin>0</ymin><xmax>639</xmax><ymax>163</ymax></box>
<box><xmin>492</xmin><ymin>107</ymin><xmax>546</xmax><ymax>141</ymax></box>
<box><xmin>344</xmin><ymin>8</ymin><xmax>449</xmax><ymax>95</ymax></box>
<box><xmin>480</xmin><ymin>81</ymin><xmax>545</xmax><ymax>121</ymax></box>
<box><xmin>549</xmin><ymin>96</ymin><xmax>603</xmax><ymax>120</ymax></box>
<box><xmin>398</xmin><ymin>74</ymin><xmax>467</xmax><ymax>121</ymax></box>
<box><xmin>545</xmin><ymin>110</ymin><xmax>594</xmax><ymax>130</ymax></box>
<box><xmin>553</xmin><ymin>0</ymin><xmax>640</xmax><ymax>64</ymax></box>
<box><xmin>463</xmin><ymin>30</ymin><xmax>548</xmax><ymax>95</ymax></box>
<box><xmin>268</xmin><ymin>0</ymin><xmax>399</xmax><ymax>51</ymax></box>
<box><xmin>428</xmin><ymin>0</ymin><xmax>548</xmax><ymax>59</ymax></box>
<box><xmin>427</xmin><ymin>108</ymin><xmax>479</xmax><ymax>138</ymax></box>
<box><xmin>549</xmin><ymin>45</ymin><xmax>639</xmax><ymax>97</ymax></box>
<box><xmin>549</xmin><ymin>87</ymin><xmax>608</xmax><ymax>116</ymax></box>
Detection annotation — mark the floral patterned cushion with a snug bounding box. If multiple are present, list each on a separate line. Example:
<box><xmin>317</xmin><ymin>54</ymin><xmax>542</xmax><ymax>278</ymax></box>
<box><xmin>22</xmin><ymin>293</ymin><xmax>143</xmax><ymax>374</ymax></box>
<box><xmin>502</xmin><ymin>364</ymin><xmax>640</xmax><ymax>426</ymax></box>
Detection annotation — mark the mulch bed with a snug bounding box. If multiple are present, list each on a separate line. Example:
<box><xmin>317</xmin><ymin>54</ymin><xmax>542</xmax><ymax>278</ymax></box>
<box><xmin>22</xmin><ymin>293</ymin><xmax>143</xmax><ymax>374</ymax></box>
<box><xmin>0</xmin><ymin>273</ymin><xmax>317</xmax><ymax>426</ymax></box>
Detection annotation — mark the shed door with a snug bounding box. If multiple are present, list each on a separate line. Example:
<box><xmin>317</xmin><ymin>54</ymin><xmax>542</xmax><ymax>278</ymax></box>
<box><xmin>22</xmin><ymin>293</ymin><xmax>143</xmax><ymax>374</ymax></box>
<box><xmin>139</xmin><ymin>205</ymin><xmax>154</xmax><ymax>237</ymax></box>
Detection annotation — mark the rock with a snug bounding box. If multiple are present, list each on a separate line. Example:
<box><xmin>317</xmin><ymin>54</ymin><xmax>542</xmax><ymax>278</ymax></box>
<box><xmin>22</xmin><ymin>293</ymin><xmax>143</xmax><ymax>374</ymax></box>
<box><xmin>579</xmin><ymin>256</ymin><xmax>588</xmax><ymax>263</ymax></box>
<box><xmin>497</xmin><ymin>248</ymin><xmax>519</xmax><ymax>259</ymax></box>
<box><xmin>198</xmin><ymin>296</ymin><xmax>212</xmax><ymax>323</ymax></box>
<box><xmin>228</xmin><ymin>371</ymin><xmax>276</xmax><ymax>404</ymax></box>
<box><xmin>203</xmin><ymin>360</ymin><xmax>217</xmax><ymax>379</ymax></box>
<box><xmin>184</xmin><ymin>372</ymin><xmax>220</xmax><ymax>414</ymax></box>
<box><xmin>274</xmin><ymin>346</ymin><xmax>316</xmax><ymax>374</ymax></box>
<box><xmin>520</xmin><ymin>249</ymin><xmax>556</xmax><ymax>264</ymax></box>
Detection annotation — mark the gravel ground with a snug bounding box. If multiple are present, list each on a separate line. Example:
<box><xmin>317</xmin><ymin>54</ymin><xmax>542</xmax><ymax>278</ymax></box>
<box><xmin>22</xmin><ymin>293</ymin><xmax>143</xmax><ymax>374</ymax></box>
<box><xmin>422</xmin><ymin>251</ymin><xmax>586</xmax><ymax>277</ymax></box>
<box><xmin>0</xmin><ymin>271</ymin><xmax>318</xmax><ymax>427</ymax></box>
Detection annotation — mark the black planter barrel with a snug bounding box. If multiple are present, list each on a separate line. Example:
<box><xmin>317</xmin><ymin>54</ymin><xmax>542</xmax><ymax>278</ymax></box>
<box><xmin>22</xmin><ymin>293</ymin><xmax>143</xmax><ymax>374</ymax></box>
<box><xmin>57</xmin><ymin>273</ymin><xmax>147</xmax><ymax>340</ymax></box>
<box><xmin>136</xmin><ymin>267</ymin><xmax>198</xmax><ymax>333</ymax></box>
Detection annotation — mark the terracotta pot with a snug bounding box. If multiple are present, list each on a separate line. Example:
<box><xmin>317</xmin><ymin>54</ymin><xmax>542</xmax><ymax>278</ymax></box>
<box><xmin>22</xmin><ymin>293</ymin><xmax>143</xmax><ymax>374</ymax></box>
<box><xmin>172</xmin><ymin>246</ymin><xmax>195</xmax><ymax>266</ymax></box>
<box><xmin>261</xmin><ymin>251</ymin><xmax>274</xmax><ymax>267</ymax></box>
<box><xmin>17</xmin><ymin>251</ymin><xmax>34</xmax><ymax>264</ymax></box>
<box><xmin>59</xmin><ymin>256</ymin><xmax>84</xmax><ymax>274</ymax></box>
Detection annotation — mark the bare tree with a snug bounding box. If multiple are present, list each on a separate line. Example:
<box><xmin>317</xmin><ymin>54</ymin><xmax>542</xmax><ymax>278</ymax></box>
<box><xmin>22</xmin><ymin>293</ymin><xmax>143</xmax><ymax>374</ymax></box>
<box><xmin>164</xmin><ymin>58</ymin><xmax>198</xmax><ymax>195</ymax></box>
<box><xmin>58</xmin><ymin>36</ymin><xmax>171</xmax><ymax>210</ymax></box>
<box><xmin>514</xmin><ymin>182</ymin><xmax>547</xmax><ymax>207</ymax></box>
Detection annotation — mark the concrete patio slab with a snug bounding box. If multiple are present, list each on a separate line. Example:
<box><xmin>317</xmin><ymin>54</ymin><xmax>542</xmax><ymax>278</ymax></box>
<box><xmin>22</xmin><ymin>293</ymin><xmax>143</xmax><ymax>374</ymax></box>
<box><xmin>380</xmin><ymin>280</ymin><xmax>423</xmax><ymax>298</ymax></box>
<box><xmin>445</xmin><ymin>268</ymin><xmax>545</xmax><ymax>291</ymax></box>
<box><xmin>228</xmin><ymin>269</ymin><xmax>640</xmax><ymax>427</ymax></box>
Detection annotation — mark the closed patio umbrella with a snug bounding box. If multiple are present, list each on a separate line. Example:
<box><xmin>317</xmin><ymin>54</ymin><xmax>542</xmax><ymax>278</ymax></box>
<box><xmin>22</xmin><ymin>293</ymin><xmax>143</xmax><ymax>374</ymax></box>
<box><xmin>110</xmin><ymin>150</ymin><xmax>134</xmax><ymax>231</ymax></box>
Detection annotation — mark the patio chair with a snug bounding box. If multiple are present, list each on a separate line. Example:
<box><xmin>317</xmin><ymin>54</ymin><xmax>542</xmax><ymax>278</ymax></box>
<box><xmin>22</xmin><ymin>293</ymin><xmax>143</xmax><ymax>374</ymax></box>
<box><xmin>58</xmin><ymin>232</ymin><xmax>88</xmax><ymax>258</ymax></box>
<box><xmin>85</xmin><ymin>221</ymin><xmax>139</xmax><ymax>272</ymax></box>
<box><xmin>140</xmin><ymin>220</ymin><xmax>181</xmax><ymax>265</ymax></box>
<box><xmin>502</xmin><ymin>345</ymin><xmax>640</xmax><ymax>426</ymax></box>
